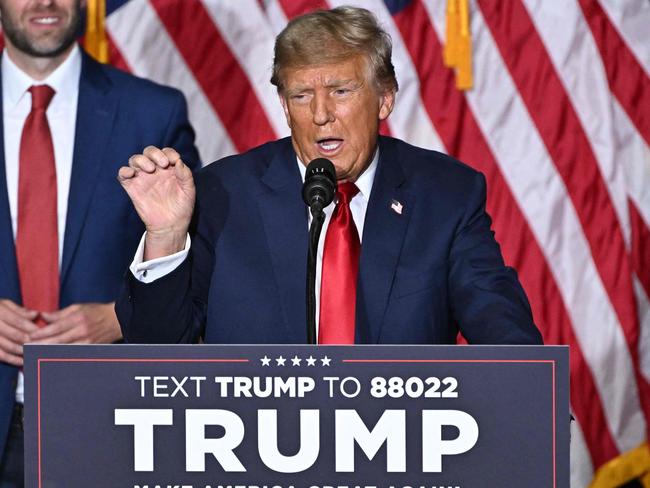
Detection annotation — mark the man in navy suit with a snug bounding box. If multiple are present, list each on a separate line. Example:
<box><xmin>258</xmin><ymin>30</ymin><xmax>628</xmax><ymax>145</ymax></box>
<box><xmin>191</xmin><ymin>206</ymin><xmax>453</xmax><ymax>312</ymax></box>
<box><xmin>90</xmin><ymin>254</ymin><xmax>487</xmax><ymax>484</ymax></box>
<box><xmin>0</xmin><ymin>0</ymin><xmax>199</xmax><ymax>484</ymax></box>
<box><xmin>117</xmin><ymin>8</ymin><xmax>541</xmax><ymax>346</ymax></box>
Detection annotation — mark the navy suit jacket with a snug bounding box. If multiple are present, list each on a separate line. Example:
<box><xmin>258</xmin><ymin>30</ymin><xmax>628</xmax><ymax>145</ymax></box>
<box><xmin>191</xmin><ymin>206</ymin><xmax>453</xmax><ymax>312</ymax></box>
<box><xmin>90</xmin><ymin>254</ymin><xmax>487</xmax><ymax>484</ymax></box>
<box><xmin>0</xmin><ymin>51</ymin><xmax>199</xmax><ymax>456</ymax></box>
<box><xmin>118</xmin><ymin>136</ymin><xmax>542</xmax><ymax>348</ymax></box>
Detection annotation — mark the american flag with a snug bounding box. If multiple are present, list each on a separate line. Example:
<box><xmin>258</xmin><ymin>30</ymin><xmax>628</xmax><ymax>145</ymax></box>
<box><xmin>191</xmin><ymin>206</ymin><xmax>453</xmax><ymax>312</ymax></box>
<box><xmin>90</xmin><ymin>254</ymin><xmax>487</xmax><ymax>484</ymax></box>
<box><xmin>24</xmin><ymin>0</ymin><xmax>650</xmax><ymax>485</ymax></box>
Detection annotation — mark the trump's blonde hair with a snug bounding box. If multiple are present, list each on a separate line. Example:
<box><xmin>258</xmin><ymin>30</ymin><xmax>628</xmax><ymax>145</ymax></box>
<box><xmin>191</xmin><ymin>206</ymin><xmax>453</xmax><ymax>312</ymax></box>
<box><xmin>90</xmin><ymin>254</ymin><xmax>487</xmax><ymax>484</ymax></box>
<box><xmin>271</xmin><ymin>6</ymin><xmax>398</xmax><ymax>94</ymax></box>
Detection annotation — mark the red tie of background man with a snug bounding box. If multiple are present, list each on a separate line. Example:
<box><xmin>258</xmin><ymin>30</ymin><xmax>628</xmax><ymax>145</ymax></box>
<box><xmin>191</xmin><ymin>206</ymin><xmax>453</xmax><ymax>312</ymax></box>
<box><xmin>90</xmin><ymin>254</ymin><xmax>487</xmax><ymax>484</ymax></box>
<box><xmin>16</xmin><ymin>85</ymin><xmax>59</xmax><ymax>323</ymax></box>
<box><xmin>319</xmin><ymin>182</ymin><xmax>360</xmax><ymax>344</ymax></box>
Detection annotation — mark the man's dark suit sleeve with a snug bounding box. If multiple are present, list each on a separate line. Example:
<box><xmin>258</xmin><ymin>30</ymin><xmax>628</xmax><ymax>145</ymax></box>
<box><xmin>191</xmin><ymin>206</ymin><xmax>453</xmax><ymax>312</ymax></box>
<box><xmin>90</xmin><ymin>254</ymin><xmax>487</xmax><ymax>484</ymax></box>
<box><xmin>448</xmin><ymin>172</ymin><xmax>542</xmax><ymax>344</ymax></box>
<box><xmin>115</xmin><ymin>83</ymin><xmax>206</xmax><ymax>343</ymax></box>
<box><xmin>117</xmin><ymin>167</ymin><xmax>221</xmax><ymax>344</ymax></box>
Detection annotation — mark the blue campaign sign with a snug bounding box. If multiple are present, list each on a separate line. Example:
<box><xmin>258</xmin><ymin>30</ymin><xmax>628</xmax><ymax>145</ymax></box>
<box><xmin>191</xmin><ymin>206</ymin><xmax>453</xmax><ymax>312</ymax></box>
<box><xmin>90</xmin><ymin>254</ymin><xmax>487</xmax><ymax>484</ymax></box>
<box><xmin>24</xmin><ymin>345</ymin><xmax>568</xmax><ymax>488</ymax></box>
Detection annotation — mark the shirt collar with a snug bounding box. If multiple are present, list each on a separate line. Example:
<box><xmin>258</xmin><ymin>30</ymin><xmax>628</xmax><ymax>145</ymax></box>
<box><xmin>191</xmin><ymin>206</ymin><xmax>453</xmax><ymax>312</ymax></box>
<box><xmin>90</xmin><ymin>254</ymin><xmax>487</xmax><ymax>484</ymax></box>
<box><xmin>354</xmin><ymin>149</ymin><xmax>378</xmax><ymax>200</ymax></box>
<box><xmin>2</xmin><ymin>44</ymin><xmax>81</xmax><ymax>111</ymax></box>
<box><xmin>297</xmin><ymin>148</ymin><xmax>379</xmax><ymax>201</ymax></box>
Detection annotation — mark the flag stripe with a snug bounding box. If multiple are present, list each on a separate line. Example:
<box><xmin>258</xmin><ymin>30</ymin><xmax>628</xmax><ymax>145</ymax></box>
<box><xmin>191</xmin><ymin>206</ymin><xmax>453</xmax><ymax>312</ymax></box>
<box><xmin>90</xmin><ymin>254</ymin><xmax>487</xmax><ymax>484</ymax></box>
<box><xmin>434</xmin><ymin>0</ymin><xmax>626</xmax><ymax>465</ymax></box>
<box><xmin>479</xmin><ymin>0</ymin><xmax>650</xmax><ymax>438</ymax></box>
<box><xmin>571</xmin><ymin>419</ymin><xmax>596</xmax><ymax>488</ymax></box>
<box><xmin>631</xmin><ymin>201</ymin><xmax>650</xmax><ymax>301</ymax></box>
<box><xmin>150</xmin><ymin>0</ymin><xmax>277</xmax><ymax>152</ymax></box>
<box><xmin>106</xmin><ymin>0</ymin><xmax>236</xmax><ymax>162</ymax></box>
<box><xmin>457</xmin><ymin>0</ymin><xmax>640</xmax><ymax>461</ymax></box>
<box><xmin>261</xmin><ymin>0</ymin><xmax>287</xmax><ymax>35</ymax></box>
<box><xmin>438</xmin><ymin>2</ymin><xmax>624</xmax><ymax>465</ymax></box>
<box><xmin>637</xmin><ymin>278</ymin><xmax>650</xmax><ymax>386</ymax></box>
<box><xmin>202</xmin><ymin>1</ymin><xmax>290</xmax><ymax>139</ymax></box>
<box><xmin>278</xmin><ymin>0</ymin><xmax>329</xmax><ymax>19</ymax></box>
<box><xmin>518</xmin><ymin>0</ymin><xmax>650</xmax><ymax>413</ymax></box>
<box><xmin>577</xmin><ymin>0</ymin><xmax>650</xmax><ymax>146</ymax></box>
<box><xmin>479</xmin><ymin>0</ymin><xmax>636</xmax><ymax>344</ymax></box>
<box><xmin>424</xmin><ymin>0</ymin><xmax>645</xmax><ymax>458</ymax></box>
<box><xmin>595</xmin><ymin>0</ymin><xmax>650</xmax><ymax>76</ymax></box>
<box><xmin>106</xmin><ymin>33</ymin><xmax>131</xmax><ymax>72</ymax></box>
<box><xmin>397</xmin><ymin>0</ymin><xmax>622</xmax><ymax>464</ymax></box>
<box><xmin>610</xmin><ymin>96</ymin><xmax>650</xmax><ymax>239</ymax></box>
<box><xmin>521</xmin><ymin>0</ymin><xmax>632</xmax><ymax>245</ymax></box>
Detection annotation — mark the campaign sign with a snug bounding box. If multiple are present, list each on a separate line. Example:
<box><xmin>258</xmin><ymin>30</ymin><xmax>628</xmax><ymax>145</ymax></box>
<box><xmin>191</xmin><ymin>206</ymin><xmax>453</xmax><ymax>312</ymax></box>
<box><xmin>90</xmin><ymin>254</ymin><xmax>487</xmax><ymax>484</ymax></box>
<box><xmin>24</xmin><ymin>345</ymin><xmax>568</xmax><ymax>488</ymax></box>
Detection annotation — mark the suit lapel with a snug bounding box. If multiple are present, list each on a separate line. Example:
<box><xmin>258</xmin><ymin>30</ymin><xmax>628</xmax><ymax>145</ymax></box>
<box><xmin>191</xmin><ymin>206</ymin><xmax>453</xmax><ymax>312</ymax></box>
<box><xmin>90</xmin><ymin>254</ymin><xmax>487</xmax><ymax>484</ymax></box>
<box><xmin>257</xmin><ymin>140</ymin><xmax>309</xmax><ymax>341</ymax></box>
<box><xmin>356</xmin><ymin>137</ymin><xmax>413</xmax><ymax>343</ymax></box>
<box><xmin>0</xmin><ymin>71</ymin><xmax>21</xmax><ymax>301</ymax></box>
<box><xmin>60</xmin><ymin>53</ymin><xmax>117</xmax><ymax>287</ymax></box>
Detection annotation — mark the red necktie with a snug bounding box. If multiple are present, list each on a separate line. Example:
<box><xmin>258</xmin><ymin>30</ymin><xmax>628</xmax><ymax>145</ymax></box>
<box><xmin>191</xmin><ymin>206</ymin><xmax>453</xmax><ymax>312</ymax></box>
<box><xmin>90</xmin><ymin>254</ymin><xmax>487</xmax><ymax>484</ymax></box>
<box><xmin>319</xmin><ymin>182</ymin><xmax>360</xmax><ymax>344</ymax></box>
<box><xmin>16</xmin><ymin>85</ymin><xmax>59</xmax><ymax>320</ymax></box>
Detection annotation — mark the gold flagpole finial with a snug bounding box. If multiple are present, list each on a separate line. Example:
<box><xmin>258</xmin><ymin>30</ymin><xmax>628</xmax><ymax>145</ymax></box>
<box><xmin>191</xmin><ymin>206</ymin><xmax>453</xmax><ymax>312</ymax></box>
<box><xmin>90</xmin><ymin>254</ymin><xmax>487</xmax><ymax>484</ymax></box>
<box><xmin>444</xmin><ymin>0</ymin><xmax>473</xmax><ymax>90</ymax></box>
<box><xmin>85</xmin><ymin>0</ymin><xmax>109</xmax><ymax>64</ymax></box>
<box><xmin>589</xmin><ymin>442</ymin><xmax>650</xmax><ymax>487</ymax></box>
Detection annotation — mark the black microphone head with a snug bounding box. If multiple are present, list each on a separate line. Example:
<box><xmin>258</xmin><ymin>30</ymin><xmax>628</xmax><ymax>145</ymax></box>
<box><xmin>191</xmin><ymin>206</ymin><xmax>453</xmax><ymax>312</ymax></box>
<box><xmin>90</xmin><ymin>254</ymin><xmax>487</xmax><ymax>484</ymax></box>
<box><xmin>302</xmin><ymin>158</ymin><xmax>337</xmax><ymax>215</ymax></box>
<box><xmin>305</xmin><ymin>158</ymin><xmax>336</xmax><ymax>182</ymax></box>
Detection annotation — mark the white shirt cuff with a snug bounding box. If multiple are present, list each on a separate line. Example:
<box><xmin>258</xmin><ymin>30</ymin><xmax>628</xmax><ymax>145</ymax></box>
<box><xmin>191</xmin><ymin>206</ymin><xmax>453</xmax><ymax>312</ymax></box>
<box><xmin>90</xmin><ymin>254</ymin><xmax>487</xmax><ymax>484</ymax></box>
<box><xmin>129</xmin><ymin>233</ymin><xmax>191</xmax><ymax>283</ymax></box>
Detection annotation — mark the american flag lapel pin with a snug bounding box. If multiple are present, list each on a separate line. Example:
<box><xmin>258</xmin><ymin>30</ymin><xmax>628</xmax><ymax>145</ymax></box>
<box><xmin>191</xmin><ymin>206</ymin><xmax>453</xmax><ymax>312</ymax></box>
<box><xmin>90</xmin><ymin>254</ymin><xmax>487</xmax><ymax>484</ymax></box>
<box><xmin>390</xmin><ymin>199</ymin><xmax>403</xmax><ymax>215</ymax></box>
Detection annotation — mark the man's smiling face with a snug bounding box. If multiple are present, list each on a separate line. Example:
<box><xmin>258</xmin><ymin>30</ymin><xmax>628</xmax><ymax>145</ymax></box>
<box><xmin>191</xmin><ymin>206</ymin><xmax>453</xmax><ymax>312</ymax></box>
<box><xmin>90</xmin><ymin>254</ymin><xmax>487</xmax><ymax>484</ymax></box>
<box><xmin>280</xmin><ymin>55</ymin><xmax>395</xmax><ymax>182</ymax></box>
<box><xmin>0</xmin><ymin>0</ymin><xmax>82</xmax><ymax>58</ymax></box>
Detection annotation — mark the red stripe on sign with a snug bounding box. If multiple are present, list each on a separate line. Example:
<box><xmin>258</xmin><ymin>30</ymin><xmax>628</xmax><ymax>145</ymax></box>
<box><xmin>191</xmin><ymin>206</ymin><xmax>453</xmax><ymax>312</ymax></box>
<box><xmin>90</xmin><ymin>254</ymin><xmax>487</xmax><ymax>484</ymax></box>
<box><xmin>278</xmin><ymin>0</ymin><xmax>328</xmax><ymax>19</ymax></box>
<box><xmin>106</xmin><ymin>33</ymin><xmax>132</xmax><ymax>73</ymax></box>
<box><xmin>577</xmin><ymin>0</ymin><xmax>650</xmax><ymax>146</ymax></box>
<box><xmin>479</xmin><ymin>0</ymin><xmax>650</xmax><ymax>428</ymax></box>
<box><xmin>150</xmin><ymin>0</ymin><xmax>276</xmax><ymax>152</ymax></box>
<box><xmin>630</xmin><ymin>200</ymin><xmax>650</xmax><ymax>301</ymax></box>
<box><xmin>393</xmin><ymin>0</ymin><xmax>619</xmax><ymax>467</ymax></box>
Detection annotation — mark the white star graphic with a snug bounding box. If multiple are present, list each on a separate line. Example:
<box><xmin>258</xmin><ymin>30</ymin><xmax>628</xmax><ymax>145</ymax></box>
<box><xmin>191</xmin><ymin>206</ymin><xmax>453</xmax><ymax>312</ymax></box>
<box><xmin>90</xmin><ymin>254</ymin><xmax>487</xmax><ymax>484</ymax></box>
<box><xmin>260</xmin><ymin>355</ymin><xmax>271</xmax><ymax>366</ymax></box>
<box><xmin>320</xmin><ymin>356</ymin><xmax>331</xmax><ymax>366</ymax></box>
<box><xmin>306</xmin><ymin>355</ymin><xmax>317</xmax><ymax>366</ymax></box>
<box><xmin>291</xmin><ymin>355</ymin><xmax>302</xmax><ymax>366</ymax></box>
<box><xmin>276</xmin><ymin>355</ymin><xmax>286</xmax><ymax>366</ymax></box>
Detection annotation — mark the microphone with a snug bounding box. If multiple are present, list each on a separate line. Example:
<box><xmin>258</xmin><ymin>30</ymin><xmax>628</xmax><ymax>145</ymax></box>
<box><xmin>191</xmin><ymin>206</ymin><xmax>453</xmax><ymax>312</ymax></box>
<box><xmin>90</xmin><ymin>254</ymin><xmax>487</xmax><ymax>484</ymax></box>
<box><xmin>302</xmin><ymin>158</ymin><xmax>336</xmax><ymax>217</ymax></box>
<box><xmin>302</xmin><ymin>158</ymin><xmax>336</xmax><ymax>344</ymax></box>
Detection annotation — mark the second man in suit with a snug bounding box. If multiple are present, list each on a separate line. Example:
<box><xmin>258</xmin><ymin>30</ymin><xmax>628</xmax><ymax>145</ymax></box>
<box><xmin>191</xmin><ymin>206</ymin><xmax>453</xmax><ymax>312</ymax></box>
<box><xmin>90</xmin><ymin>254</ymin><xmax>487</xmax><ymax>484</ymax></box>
<box><xmin>0</xmin><ymin>0</ymin><xmax>200</xmax><ymax>484</ymax></box>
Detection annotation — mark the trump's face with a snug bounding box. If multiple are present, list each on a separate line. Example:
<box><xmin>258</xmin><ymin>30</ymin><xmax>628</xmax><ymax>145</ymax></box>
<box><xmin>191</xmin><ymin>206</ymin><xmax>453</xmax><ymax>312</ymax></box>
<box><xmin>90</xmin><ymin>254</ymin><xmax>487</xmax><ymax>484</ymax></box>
<box><xmin>0</xmin><ymin>0</ymin><xmax>82</xmax><ymax>58</ymax></box>
<box><xmin>280</xmin><ymin>55</ymin><xmax>395</xmax><ymax>182</ymax></box>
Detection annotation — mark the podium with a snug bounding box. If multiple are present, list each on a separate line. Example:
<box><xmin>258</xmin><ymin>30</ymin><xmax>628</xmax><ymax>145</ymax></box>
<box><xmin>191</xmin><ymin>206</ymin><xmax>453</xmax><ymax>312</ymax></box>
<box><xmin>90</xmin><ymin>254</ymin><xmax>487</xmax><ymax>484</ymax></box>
<box><xmin>24</xmin><ymin>344</ymin><xmax>568</xmax><ymax>487</ymax></box>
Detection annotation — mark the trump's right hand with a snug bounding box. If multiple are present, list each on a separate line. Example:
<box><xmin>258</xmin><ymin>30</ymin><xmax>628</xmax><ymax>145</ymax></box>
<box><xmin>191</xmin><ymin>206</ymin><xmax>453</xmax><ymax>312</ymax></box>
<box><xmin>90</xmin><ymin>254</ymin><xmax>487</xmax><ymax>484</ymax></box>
<box><xmin>118</xmin><ymin>146</ymin><xmax>195</xmax><ymax>260</ymax></box>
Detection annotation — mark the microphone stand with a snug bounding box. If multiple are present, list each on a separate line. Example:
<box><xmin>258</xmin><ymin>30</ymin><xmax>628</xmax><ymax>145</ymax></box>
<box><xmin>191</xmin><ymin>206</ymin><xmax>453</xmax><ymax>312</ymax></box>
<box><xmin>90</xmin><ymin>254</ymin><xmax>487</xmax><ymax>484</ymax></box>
<box><xmin>302</xmin><ymin>157</ymin><xmax>336</xmax><ymax>345</ymax></box>
<box><xmin>306</xmin><ymin>207</ymin><xmax>326</xmax><ymax>345</ymax></box>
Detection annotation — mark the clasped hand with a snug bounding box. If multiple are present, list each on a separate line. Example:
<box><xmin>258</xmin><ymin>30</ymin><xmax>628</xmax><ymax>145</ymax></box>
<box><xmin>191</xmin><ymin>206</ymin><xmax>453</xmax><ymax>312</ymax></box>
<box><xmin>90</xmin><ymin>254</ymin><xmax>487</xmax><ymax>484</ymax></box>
<box><xmin>0</xmin><ymin>300</ymin><xmax>121</xmax><ymax>366</ymax></box>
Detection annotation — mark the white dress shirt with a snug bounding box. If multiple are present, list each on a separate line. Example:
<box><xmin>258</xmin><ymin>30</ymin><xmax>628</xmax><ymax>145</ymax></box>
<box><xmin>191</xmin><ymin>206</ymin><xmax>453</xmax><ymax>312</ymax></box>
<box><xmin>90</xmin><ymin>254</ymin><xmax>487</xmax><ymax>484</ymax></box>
<box><xmin>2</xmin><ymin>46</ymin><xmax>82</xmax><ymax>403</ymax></box>
<box><xmin>130</xmin><ymin>150</ymin><xmax>379</xmax><ymax>336</ymax></box>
